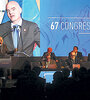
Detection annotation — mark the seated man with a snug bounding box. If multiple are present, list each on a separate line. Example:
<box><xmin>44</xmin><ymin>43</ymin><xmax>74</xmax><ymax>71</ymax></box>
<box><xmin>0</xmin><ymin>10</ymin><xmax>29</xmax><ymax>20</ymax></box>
<box><xmin>42</xmin><ymin>47</ymin><xmax>57</xmax><ymax>61</ymax></box>
<box><xmin>66</xmin><ymin>50</ymin><xmax>81</xmax><ymax>70</ymax></box>
<box><xmin>68</xmin><ymin>46</ymin><xmax>83</xmax><ymax>63</ymax></box>
<box><xmin>41</xmin><ymin>47</ymin><xmax>57</xmax><ymax>68</ymax></box>
<box><xmin>88</xmin><ymin>53</ymin><xmax>90</xmax><ymax>61</ymax></box>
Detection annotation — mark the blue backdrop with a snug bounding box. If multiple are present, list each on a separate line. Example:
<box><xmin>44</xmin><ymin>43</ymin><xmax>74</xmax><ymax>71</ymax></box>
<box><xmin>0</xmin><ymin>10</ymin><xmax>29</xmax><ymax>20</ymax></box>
<box><xmin>40</xmin><ymin>0</ymin><xmax>90</xmax><ymax>56</ymax></box>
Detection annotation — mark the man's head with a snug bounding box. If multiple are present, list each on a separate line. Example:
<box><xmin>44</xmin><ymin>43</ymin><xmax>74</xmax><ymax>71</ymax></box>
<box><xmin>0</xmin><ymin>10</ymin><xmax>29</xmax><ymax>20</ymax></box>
<box><xmin>73</xmin><ymin>46</ymin><xmax>78</xmax><ymax>53</ymax></box>
<box><xmin>6</xmin><ymin>1</ymin><xmax>22</xmax><ymax>24</ymax></box>
<box><xmin>70</xmin><ymin>51</ymin><xmax>76</xmax><ymax>60</ymax></box>
<box><xmin>47</xmin><ymin>47</ymin><xmax>52</xmax><ymax>53</ymax></box>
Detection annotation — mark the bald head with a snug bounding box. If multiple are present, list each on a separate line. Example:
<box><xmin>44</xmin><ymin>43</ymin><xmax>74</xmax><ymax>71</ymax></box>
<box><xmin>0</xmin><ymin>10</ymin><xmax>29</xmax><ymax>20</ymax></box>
<box><xmin>47</xmin><ymin>47</ymin><xmax>52</xmax><ymax>53</ymax></box>
<box><xmin>6</xmin><ymin>1</ymin><xmax>20</xmax><ymax>9</ymax></box>
<box><xmin>70</xmin><ymin>51</ymin><xmax>76</xmax><ymax>60</ymax></box>
<box><xmin>6</xmin><ymin>1</ymin><xmax>22</xmax><ymax>24</ymax></box>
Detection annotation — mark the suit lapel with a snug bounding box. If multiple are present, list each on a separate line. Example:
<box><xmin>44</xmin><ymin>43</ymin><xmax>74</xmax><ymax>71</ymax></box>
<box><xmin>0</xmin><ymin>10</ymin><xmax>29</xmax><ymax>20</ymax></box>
<box><xmin>8</xmin><ymin>29</ymin><xmax>14</xmax><ymax>49</ymax></box>
<box><xmin>18</xmin><ymin>19</ymin><xmax>28</xmax><ymax>51</ymax></box>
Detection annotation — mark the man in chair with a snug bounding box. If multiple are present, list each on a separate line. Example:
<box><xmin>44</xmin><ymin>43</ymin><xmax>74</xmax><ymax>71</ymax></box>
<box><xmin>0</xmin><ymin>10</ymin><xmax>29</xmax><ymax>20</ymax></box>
<box><xmin>41</xmin><ymin>47</ymin><xmax>57</xmax><ymax>69</ymax></box>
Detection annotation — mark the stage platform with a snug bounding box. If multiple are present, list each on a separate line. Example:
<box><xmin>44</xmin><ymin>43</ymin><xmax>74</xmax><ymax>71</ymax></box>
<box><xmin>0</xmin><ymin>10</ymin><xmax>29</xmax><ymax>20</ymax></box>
<box><xmin>0</xmin><ymin>56</ymin><xmax>89</xmax><ymax>88</ymax></box>
<box><xmin>0</xmin><ymin>56</ymin><xmax>89</xmax><ymax>70</ymax></box>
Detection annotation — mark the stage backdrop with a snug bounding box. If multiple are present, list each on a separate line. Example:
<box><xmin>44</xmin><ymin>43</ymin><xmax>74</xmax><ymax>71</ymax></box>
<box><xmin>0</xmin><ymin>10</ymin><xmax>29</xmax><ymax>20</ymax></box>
<box><xmin>1</xmin><ymin>0</ymin><xmax>90</xmax><ymax>56</ymax></box>
<box><xmin>40</xmin><ymin>0</ymin><xmax>90</xmax><ymax>56</ymax></box>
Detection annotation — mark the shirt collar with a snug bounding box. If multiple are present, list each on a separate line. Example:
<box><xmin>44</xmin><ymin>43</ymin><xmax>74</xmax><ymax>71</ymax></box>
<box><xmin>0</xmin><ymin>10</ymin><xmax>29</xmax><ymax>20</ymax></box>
<box><xmin>11</xmin><ymin>19</ymin><xmax>22</xmax><ymax>28</ymax></box>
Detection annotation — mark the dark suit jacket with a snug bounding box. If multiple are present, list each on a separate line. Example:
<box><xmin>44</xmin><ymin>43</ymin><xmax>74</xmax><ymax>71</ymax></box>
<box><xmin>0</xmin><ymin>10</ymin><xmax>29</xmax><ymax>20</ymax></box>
<box><xmin>88</xmin><ymin>53</ymin><xmax>90</xmax><ymax>61</ymax></box>
<box><xmin>42</xmin><ymin>52</ymin><xmax>57</xmax><ymax>61</ymax></box>
<box><xmin>67</xmin><ymin>51</ymin><xmax>83</xmax><ymax>69</ymax></box>
<box><xmin>0</xmin><ymin>19</ymin><xmax>40</xmax><ymax>56</ymax></box>
<box><xmin>68</xmin><ymin>51</ymin><xmax>82</xmax><ymax>62</ymax></box>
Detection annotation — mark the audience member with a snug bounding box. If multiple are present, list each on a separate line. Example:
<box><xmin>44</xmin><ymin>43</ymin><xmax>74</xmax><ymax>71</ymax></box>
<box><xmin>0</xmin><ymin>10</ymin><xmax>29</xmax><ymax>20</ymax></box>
<box><xmin>72</xmin><ymin>67</ymin><xmax>80</xmax><ymax>81</ymax></box>
<box><xmin>52</xmin><ymin>71</ymin><xmax>64</xmax><ymax>86</ymax></box>
<box><xmin>78</xmin><ymin>67</ymin><xmax>87</xmax><ymax>80</ymax></box>
<box><xmin>62</xmin><ymin>68</ymin><xmax>70</xmax><ymax>80</ymax></box>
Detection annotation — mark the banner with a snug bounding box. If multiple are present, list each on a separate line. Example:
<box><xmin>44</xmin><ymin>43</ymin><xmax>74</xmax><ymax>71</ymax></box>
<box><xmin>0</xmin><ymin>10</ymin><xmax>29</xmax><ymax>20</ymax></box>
<box><xmin>40</xmin><ymin>0</ymin><xmax>90</xmax><ymax>56</ymax></box>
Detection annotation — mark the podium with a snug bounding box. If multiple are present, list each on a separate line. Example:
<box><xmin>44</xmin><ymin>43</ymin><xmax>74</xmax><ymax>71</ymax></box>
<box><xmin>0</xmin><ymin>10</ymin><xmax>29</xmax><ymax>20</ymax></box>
<box><xmin>11</xmin><ymin>56</ymin><xmax>41</xmax><ymax>70</ymax></box>
<box><xmin>0</xmin><ymin>58</ymin><xmax>11</xmax><ymax>68</ymax></box>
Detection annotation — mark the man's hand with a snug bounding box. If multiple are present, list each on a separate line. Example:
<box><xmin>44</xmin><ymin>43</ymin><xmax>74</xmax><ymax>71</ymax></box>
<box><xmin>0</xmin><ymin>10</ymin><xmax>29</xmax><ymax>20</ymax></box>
<box><xmin>42</xmin><ymin>66</ymin><xmax>46</xmax><ymax>68</ymax></box>
<box><xmin>56</xmin><ymin>60</ymin><xmax>58</xmax><ymax>62</ymax></box>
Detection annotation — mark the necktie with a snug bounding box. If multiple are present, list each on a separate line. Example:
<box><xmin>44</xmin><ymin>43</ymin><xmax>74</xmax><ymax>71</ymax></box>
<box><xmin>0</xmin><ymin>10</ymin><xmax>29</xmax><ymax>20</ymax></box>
<box><xmin>13</xmin><ymin>25</ymin><xmax>19</xmax><ymax>49</ymax></box>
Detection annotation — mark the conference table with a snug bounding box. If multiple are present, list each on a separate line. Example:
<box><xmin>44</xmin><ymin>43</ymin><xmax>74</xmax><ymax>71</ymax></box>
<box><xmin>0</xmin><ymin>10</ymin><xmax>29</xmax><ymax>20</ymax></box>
<box><xmin>0</xmin><ymin>56</ymin><xmax>90</xmax><ymax>69</ymax></box>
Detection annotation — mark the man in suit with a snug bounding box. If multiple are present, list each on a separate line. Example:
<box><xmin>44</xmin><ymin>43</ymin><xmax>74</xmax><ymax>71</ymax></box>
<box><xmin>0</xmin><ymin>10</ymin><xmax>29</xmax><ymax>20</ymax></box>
<box><xmin>0</xmin><ymin>1</ymin><xmax>40</xmax><ymax>57</ymax></box>
<box><xmin>42</xmin><ymin>47</ymin><xmax>57</xmax><ymax>61</ymax></box>
<box><xmin>66</xmin><ymin>51</ymin><xmax>77</xmax><ymax>69</ymax></box>
<box><xmin>41</xmin><ymin>47</ymin><xmax>58</xmax><ymax>68</ymax></box>
<box><xmin>66</xmin><ymin>46</ymin><xmax>83</xmax><ymax>69</ymax></box>
<box><xmin>88</xmin><ymin>53</ymin><xmax>90</xmax><ymax>61</ymax></box>
<box><xmin>68</xmin><ymin>46</ymin><xmax>83</xmax><ymax>62</ymax></box>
